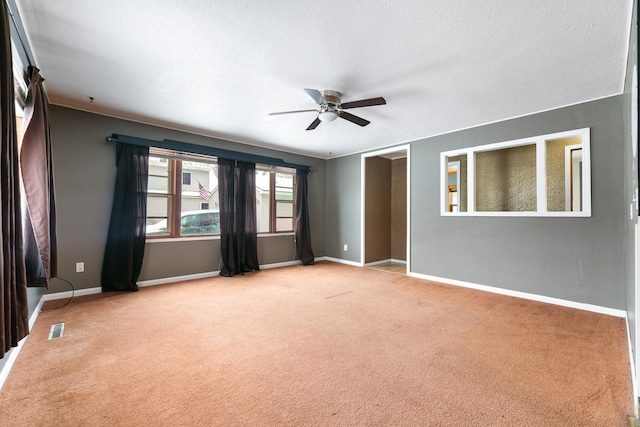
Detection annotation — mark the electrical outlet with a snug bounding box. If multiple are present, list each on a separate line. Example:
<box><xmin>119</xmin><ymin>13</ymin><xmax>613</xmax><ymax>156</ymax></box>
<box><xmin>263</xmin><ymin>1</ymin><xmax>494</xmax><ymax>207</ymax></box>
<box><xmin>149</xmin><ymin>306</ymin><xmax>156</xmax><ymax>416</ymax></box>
<box><xmin>343</xmin><ymin>244</ymin><xmax>348</xmax><ymax>251</ymax></box>
<box><xmin>76</xmin><ymin>262</ymin><xmax>84</xmax><ymax>273</ymax></box>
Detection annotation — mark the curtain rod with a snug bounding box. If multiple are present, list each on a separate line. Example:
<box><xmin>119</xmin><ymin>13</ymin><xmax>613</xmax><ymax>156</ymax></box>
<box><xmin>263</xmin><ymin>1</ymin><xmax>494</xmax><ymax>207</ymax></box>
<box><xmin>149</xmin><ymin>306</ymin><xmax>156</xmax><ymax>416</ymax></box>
<box><xmin>106</xmin><ymin>134</ymin><xmax>311</xmax><ymax>172</ymax></box>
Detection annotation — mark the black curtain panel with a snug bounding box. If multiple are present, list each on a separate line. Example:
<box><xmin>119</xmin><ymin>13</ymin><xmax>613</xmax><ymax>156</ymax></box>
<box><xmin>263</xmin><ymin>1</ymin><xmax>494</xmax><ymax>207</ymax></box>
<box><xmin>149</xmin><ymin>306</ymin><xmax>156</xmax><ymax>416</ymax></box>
<box><xmin>295</xmin><ymin>169</ymin><xmax>314</xmax><ymax>265</ymax></box>
<box><xmin>1</xmin><ymin>1</ymin><xmax>29</xmax><ymax>357</ymax></box>
<box><xmin>20</xmin><ymin>66</ymin><xmax>58</xmax><ymax>287</ymax></box>
<box><xmin>218</xmin><ymin>158</ymin><xmax>259</xmax><ymax>277</ymax></box>
<box><xmin>101</xmin><ymin>143</ymin><xmax>149</xmax><ymax>292</ymax></box>
<box><xmin>238</xmin><ymin>161</ymin><xmax>259</xmax><ymax>272</ymax></box>
<box><xmin>218</xmin><ymin>158</ymin><xmax>235</xmax><ymax>275</ymax></box>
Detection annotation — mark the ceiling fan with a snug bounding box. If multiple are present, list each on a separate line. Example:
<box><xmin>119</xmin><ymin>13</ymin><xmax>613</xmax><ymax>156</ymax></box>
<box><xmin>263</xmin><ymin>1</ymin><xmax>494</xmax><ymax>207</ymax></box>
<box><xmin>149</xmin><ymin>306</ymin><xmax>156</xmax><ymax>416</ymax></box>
<box><xmin>269</xmin><ymin>88</ymin><xmax>386</xmax><ymax>131</ymax></box>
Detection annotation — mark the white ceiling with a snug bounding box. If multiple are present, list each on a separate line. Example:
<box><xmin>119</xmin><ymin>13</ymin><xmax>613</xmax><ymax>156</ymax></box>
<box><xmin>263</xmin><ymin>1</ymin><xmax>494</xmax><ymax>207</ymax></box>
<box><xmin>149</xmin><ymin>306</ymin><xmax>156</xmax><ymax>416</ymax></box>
<box><xmin>14</xmin><ymin>0</ymin><xmax>633</xmax><ymax>159</ymax></box>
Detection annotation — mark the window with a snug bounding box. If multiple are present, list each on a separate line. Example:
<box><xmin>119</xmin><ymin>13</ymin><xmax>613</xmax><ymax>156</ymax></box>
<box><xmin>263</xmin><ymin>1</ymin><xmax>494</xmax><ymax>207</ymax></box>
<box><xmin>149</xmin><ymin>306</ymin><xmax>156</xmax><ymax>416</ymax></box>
<box><xmin>11</xmin><ymin>40</ymin><xmax>26</xmax><ymax>147</ymax></box>
<box><xmin>256</xmin><ymin>170</ymin><xmax>270</xmax><ymax>233</ymax></box>
<box><xmin>11</xmin><ymin>41</ymin><xmax>27</xmax><ymax>109</ymax></box>
<box><xmin>441</xmin><ymin>128</ymin><xmax>591</xmax><ymax>217</ymax></box>
<box><xmin>146</xmin><ymin>149</ymin><xmax>219</xmax><ymax>237</ymax></box>
<box><xmin>274</xmin><ymin>172</ymin><xmax>294</xmax><ymax>231</ymax></box>
<box><xmin>146</xmin><ymin>155</ymin><xmax>171</xmax><ymax>235</ymax></box>
<box><xmin>255</xmin><ymin>166</ymin><xmax>296</xmax><ymax>234</ymax></box>
<box><xmin>182</xmin><ymin>171</ymin><xmax>191</xmax><ymax>186</ymax></box>
<box><xmin>146</xmin><ymin>150</ymin><xmax>296</xmax><ymax>238</ymax></box>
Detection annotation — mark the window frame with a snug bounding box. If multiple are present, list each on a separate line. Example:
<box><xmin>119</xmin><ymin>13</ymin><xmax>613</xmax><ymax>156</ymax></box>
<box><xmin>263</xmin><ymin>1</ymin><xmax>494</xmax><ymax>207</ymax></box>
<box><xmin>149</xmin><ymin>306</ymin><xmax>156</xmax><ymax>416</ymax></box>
<box><xmin>257</xmin><ymin>165</ymin><xmax>296</xmax><ymax>234</ymax></box>
<box><xmin>271</xmin><ymin>171</ymin><xmax>296</xmax><ymax>233</ymax></box>
<box><xmin>147</xmin><ymin>151</ymin><xmax>221</xmax><ymax>239</ymax></box>
<box><xmin>440</xmin><ymin>127</ymin><xmax>591</xmax><ymax>217</ymax></box>
<box><xmin>146</xmin><ymin>156</ymin><xmax>177</xmax><ymax>238</ymax></box>
<box><xmin>146</xmin><ymin>151</ymin><xmax>297</xmax><ymax>239</ymax></box>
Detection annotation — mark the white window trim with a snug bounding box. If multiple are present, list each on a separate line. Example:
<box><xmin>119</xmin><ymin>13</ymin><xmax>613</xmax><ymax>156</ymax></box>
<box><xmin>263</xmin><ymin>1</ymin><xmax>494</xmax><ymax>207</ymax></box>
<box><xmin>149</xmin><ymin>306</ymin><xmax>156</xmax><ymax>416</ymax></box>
<box><xmin>440</xmin><ymin>127</ymin><xmax>591</xmax><ymax>217</ymax></box>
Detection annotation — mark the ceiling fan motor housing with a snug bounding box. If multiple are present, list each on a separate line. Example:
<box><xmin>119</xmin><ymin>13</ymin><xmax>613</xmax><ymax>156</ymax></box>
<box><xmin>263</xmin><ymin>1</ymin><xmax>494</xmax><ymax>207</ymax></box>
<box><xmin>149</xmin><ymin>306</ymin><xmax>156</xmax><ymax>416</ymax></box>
<box><xmin>320</xmin><ymin>90</ymin><xmax>342</xmax><ymax>109</ymax></box>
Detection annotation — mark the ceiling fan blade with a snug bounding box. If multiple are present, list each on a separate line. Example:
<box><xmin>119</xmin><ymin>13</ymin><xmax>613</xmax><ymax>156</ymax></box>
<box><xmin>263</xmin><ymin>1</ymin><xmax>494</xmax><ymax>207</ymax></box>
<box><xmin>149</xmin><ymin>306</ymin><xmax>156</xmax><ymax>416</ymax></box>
<box><xmin>306</xmin><ymin>117</ymin><xmax>322</xmax><ymax>131</ymax></box>
<box><xmin>340</xmin><ymin>97</ymin><xmax>386</xmax><ymax>109</ymax></box>
<box><xmin>269</xmin><ymin>109</ymin><xmax>317</xmax><ymax>116</ymax></box>
<box><xmin>339</xmin><ymin>111</ymin><xmax>370</xmax><ymax>127</ymax></box>
<box><xmin>304</xmin><ymin>88</ymin><xmax>325</xmax><ymax>105</ymax></box>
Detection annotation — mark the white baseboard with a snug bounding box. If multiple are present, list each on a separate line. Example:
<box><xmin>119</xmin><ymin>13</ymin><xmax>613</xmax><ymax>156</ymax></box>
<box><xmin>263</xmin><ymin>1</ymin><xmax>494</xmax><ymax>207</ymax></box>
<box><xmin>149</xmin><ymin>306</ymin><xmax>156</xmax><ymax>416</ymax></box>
<box><xmin>319</xmin><ymin>261</ymin><xmax>623</xmax><ymax>318</ymax></box>
<box><xmin>261</xmin><ymin>260</ymin><xmax>302</xmax><ymax>270</ymax></box>
<box><xmin>0</xmin><ymin>342</ymin><xmax>22</xmax><ymax>392</ymax></box>
<box><xmin>409</xmin><ymin>272</ymin><xmax>627</xmax><ymax>318</ymax></box>
<box><xmin>44</xmin><ymin>261</ymin><xmax>627</xmax><ymax>319</ymax></box>
<box><xmin>0</xmin><ymin>293</ymin><xmax>46</xmax><ymax>391</ymax></box>
<box><xmin>364</xmin><ymin>259</ymin><xmax>408</xmax><ymax>267</ymax></box>
<box><xmin>138</xmin><ymin>271</ymin><xmax>219</xmax><ymax>287</ymax></box>
<box><xmin>47</xmin><ymin>260</ymin><xmax>314</xmax><ymax>298</ymax></box>
<box><xmin>364</xmin><ymin>259</ymin><xmax>392</xmax><ymax>267</ymax></box>
<box><xmin>322</xmin><ymin>256</ymin><xmax>362</xmax><ymax>267</ymax></box>
<box><xmin>43</xmin><ymin>286</ymin><xmax>101</xmax><ymax>301</ymax></box>
<box><xmin>30</xmin><ymin>295</ymin><xmax>46</xmax><ymax>329</ymax></box>
<box><xmin>140</xmin><ymin>260</ymin><xmax>311</xmax><ymax>284</ymax></box>
<box><xmin>626</xmin><ymin>316</ymin><xmax>639</xmax><ymax>410</ymax></box>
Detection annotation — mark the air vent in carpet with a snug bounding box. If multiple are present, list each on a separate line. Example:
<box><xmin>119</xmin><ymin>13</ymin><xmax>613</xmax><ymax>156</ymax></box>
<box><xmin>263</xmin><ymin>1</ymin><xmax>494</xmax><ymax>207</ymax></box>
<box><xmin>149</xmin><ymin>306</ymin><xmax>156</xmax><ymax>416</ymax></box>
<box><xmin>48</xmin><ymin>323</ymin><xmax>65</xmax><ymax>340</ymax></box>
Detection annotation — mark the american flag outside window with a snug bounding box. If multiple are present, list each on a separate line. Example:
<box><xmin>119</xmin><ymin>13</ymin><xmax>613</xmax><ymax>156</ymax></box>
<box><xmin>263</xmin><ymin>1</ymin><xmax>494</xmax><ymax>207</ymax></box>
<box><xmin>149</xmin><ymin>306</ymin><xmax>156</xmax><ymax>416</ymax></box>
<box><xmin>198</xmin><ymin>181</ymin><xmax>210</xmax><ymax>200</ymax></box>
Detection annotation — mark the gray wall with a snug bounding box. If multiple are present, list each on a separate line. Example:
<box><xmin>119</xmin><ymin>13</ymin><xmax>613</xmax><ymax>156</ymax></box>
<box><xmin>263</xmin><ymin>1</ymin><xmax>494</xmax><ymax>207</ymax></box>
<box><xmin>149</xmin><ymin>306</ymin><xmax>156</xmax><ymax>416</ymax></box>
<box><xmin>364</xmin><ymin>156</ymin><xmax>391</xmax><ymax>263</ymax></box>
<box><xmin>327</xmin><ymin>95</ymin><xmax>627</xmax><ymax>309</ymax></box>
<box><xmin>140</xmin><ymin>234</ymin><xmax>298</xmax><ymax>280</ymax></box>
<box><xmin>325</xmin><ymin>154</ymin><xmax>362</xmax><ymax>263</ymax></box>
<box><xmin>49</xmin><ymin>105</ymin><xmax>326</xmax><ymax>293</ymax></box>
<box><xmin>623</xmin><ymin>1</ymin><xmax>638</xmax><ymax>360</ymax></box>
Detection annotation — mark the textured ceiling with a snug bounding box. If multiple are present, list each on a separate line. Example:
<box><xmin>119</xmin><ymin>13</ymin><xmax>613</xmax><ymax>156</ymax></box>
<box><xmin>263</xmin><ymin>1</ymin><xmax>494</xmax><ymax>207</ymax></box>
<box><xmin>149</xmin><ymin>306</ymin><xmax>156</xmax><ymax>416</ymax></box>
<box><xmin>14</xmin><ymin>0</ymin><xmax>633</xmax><ymax>159</ymax></box>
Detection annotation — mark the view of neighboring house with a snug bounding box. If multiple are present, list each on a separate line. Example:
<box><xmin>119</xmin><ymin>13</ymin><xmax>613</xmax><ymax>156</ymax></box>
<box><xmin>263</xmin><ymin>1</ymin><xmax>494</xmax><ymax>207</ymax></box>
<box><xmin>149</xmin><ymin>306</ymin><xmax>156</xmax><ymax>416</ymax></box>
<box><xmin>147</xmin><ymin>157</ymin><xmax>292</xmax><ymax>235</ymax></box>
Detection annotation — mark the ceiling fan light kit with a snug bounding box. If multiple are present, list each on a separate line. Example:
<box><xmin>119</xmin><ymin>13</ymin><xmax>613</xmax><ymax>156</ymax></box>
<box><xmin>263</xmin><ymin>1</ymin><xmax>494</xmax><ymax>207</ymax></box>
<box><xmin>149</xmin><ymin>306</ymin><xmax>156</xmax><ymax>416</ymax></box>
<box><xmin>319</xmin><ymin>110</ymin><xmax>338</xmax><ymax>122</ymax></box>
<box><xmin>269</xmin><ymin>88</ymin><xmax>386</xmax><ymax>130</ymax></box>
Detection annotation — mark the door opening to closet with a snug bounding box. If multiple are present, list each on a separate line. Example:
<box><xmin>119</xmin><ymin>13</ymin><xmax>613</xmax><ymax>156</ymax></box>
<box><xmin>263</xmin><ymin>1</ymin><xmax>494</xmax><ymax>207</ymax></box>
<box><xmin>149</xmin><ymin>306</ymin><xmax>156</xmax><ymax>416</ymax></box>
<box><xmin>361</xmin><ymin>145</ymin><xmax>410</xmax><ymax>274</ymax></box>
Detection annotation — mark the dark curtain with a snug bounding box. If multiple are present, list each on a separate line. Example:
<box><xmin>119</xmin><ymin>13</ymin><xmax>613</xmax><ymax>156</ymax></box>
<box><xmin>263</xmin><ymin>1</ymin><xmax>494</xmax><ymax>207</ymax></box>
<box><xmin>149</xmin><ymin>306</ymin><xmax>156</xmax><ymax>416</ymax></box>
<box><xmin>295</xmin><ymin>169</ymin><xmax>314</xmax><ymax>265</ymax></box>
<box><xmin>1</xmin><ymin>1</ymin><xmax>29</xmax><ymax>357</ymax></box>
<box><xmin>101</xmin><ymin>143</ymin><xmax>149</xmax><ymax>292</ymax></box>
<box><xmin>20</xmin><ymin>66</ymin><xmax>58</xmax><ymax>287</ymax></box>
<box><xmin>218</xmin><ymin>158</ymin><xmax>259</xmax><ymax>277</ymax></box>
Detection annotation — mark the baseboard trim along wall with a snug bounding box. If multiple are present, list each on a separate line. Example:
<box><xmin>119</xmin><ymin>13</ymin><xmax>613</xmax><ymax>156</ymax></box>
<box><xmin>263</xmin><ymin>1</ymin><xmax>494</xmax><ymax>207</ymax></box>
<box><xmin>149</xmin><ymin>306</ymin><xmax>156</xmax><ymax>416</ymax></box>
<box><xmin>364</xmin><ymin>259</ymin><xmax>391</xmax><ymax>267</ymax></box>
<box><xmin>322</xmin><ymin>256</ymin><xmax>362</xmax><ymax>267</ymax></box>
<box><xmin>43</xmin><ymin>286</ymin><xmax>102</xmax><ymax>301</ymax></box>
<box><xmin>42</xmin><ymin>260</ymin><xmax>626</xmax><ymax>319</ymax></box>
<box><xmin>0</xmin><ymin>295</ymin><xmax>46</xmax><ymax>392</ymax></box>
<box><xmin>363</xmin><ymin>259</ymin><xmax>408</xmax><ymax>267</ymax></box>
<box><xmin>626</xmin><ymin>316</ymin><xmax>639</xmax><ymax>405</ymax></box>
<box><xmin>324</xmin><ymin>257</ymin><xmax>625</xmax><ymax>317</ymax></box>
<box><xmin>138</xmin><ymin>271</ymin><xmax>220</xmax><ymax>288</ymax></box>
<box><xmin>261</xmin><ymin>260</ymin><xmax>304</xmax><ymax>270</ymax></box>
<box><xmin>43</xmin><ymin>259</ymin><xmax>319</xmax><ymax>301</ymax></box>
<box><xmin>409</xmin><ymin>272</ymin><xmax>627</xmax><ymax>318</ymax></box>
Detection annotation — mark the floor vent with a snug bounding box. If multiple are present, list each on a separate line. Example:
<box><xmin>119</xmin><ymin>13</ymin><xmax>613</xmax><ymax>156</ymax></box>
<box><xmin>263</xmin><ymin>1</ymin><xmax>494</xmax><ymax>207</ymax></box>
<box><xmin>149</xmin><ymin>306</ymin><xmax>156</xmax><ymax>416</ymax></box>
<box><xmin>48</xmin><ymin>323</ymin><xmax>65</xmax><ymax>340</ymax></box>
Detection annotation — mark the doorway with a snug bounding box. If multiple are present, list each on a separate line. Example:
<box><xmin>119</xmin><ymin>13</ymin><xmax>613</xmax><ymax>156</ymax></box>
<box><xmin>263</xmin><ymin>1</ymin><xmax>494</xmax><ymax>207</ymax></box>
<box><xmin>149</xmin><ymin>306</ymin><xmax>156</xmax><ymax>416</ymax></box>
<box><xmin>361</xmin><ymin>145</ymin><xmax>410</xmax><ymax>274</ymax></box>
